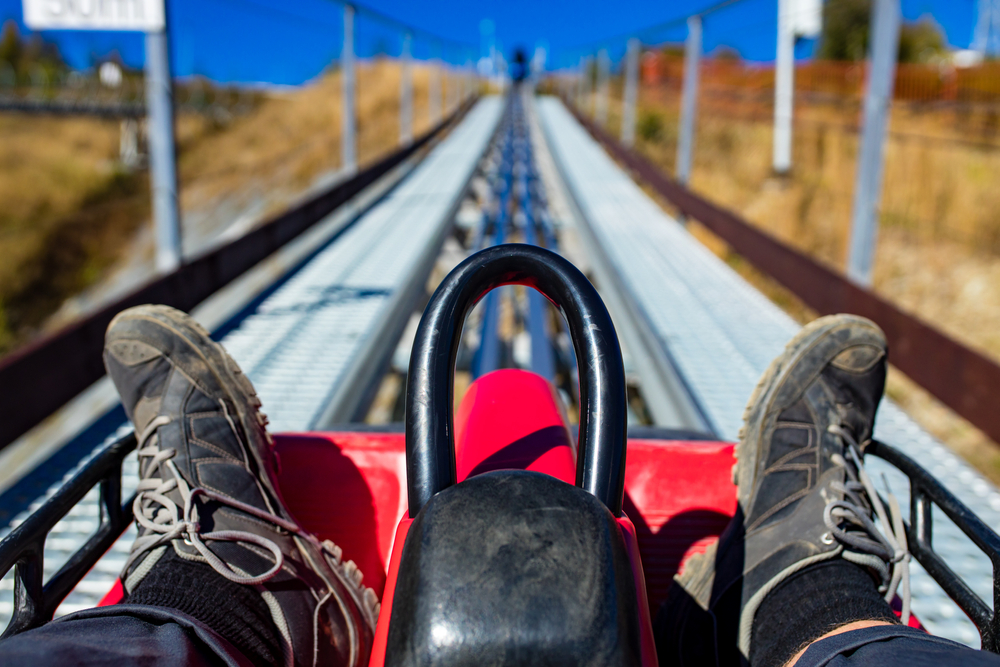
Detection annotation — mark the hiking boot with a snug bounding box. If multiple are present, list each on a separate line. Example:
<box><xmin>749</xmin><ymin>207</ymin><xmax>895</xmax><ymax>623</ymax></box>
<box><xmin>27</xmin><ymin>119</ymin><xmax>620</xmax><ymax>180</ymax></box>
<box><xmin>104</xmin><ymin>304</ymin><xmax>378</xmax><ymax>667</ymax></box>
<box><xmin>657</xmin><ymin>314</ymin><xmax>907</xmax><ymax>665</ymax></box>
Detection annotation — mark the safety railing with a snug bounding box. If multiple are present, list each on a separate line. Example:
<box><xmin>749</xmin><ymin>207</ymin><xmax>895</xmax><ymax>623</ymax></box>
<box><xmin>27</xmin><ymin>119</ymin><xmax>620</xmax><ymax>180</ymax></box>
<box><xmin>869</xmin><ymin>440</ymin><xmax>1000</xmax><ymax>652</ymax></box>
<box><xmin>0</xmin><ymin>433</ymin><xmax>136</xmax><ymax>638</ymax></box>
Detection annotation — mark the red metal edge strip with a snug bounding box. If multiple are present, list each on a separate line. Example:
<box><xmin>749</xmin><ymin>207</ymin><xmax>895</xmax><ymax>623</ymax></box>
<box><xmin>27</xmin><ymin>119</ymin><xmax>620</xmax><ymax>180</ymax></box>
<box><xmin>562</xmin><ymin>97</ymin><xmax>1000</xmax><ymax>446</ymax></box>
<box><xmin>0</xmin><ymin>98</ymin><xmax>478</xmax><ymax>451</ymax></box>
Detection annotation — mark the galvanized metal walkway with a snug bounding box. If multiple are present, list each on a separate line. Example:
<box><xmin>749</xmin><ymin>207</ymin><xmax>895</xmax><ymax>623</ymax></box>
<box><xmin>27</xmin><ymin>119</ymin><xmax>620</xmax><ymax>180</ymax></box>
<box><xmin>0</xmin><ymin>96</ymin><xmax>503</xmax><ymax>623</ymax></box>
<box><xmin>538</xmin><ymin>95</ymin><xmax>997</xmax><ymax>646</ymax></box>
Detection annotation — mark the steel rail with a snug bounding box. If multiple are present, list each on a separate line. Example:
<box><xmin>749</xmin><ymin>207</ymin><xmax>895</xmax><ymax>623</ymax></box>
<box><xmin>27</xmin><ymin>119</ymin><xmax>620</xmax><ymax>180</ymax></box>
<box><xmin>515</xmin><ymin>99</ymin><xmax>558</xmax><ymax>382</ymax></box>
<box><xmin>0</xmin><ymin>98</ymin><xmax>478</xmax><ymax>452</ymax></box>
<box><xmin>563</xmin><ymin>97</ymin><xmax>1000</xmax><ymax>447</ymax></box>
<box><xmin>471</xmin><ymin>111</ymin><xmax>514</xmax><ymax>379</ymax></box>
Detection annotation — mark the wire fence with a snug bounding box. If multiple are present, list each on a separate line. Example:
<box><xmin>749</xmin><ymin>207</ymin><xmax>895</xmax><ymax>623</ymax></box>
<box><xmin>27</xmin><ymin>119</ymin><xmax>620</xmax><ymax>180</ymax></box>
<box><xmin>641</xmin><ymin>53</ymin><xmax>1000</xmax><ymax>110</ymax></box>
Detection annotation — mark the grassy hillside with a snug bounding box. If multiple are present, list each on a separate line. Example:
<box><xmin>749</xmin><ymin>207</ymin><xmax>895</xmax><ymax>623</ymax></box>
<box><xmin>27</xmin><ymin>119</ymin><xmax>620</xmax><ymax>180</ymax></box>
<box><xmin>0</xmin><ymin>59</ymin><xmax>450</xmax><ymax>356</ymax></box>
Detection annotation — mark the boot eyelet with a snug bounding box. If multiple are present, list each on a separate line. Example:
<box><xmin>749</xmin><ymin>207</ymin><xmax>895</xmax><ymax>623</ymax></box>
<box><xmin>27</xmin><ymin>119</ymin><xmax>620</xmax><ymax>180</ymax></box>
<box><xmin>821</xmin><ymin>532</ymin><xmax>834</xmax><ymax>545</ymax></box>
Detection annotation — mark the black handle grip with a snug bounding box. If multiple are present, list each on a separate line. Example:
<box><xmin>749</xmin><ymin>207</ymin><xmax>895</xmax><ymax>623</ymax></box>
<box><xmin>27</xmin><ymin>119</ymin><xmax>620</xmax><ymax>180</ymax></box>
<box><xmin>404</xmin><ymin>244</ymin><xmax>628</xmax><ymax>517</ymax></box>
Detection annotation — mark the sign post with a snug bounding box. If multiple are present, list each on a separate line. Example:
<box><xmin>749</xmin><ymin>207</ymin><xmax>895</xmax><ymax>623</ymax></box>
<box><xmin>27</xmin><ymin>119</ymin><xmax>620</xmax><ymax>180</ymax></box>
<box><xmin>773</xmin><ymin>0</ymin><xmax>794</xmax><ymax>175</ymax></box>
<box><xmin>145</xmin><ymin>28</ymin><xmax>181</xmax><ymax>272</ymax></box>
<box><xmin>24</xmin><ymin>0</ymin><xmax>181</xmax><ymax>273</ymax></box>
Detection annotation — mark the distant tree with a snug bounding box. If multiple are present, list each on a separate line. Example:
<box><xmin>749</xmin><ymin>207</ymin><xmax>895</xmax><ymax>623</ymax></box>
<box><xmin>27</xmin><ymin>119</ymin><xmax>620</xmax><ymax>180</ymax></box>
<box><xmin>817</xmin><ymin>0</ymin><xmax>871</xmax><ymax>61</ymax></box>
<box><xmin>659</xmin><ymin>44</ymin><xmax>685</xmax><ymax>59</ymax></box>
<box><xmin>817</xmin><ymin>0</ymin><xmax>946</xmax><ymax>63</ymax></box>
<box><xmin>0</xmin><ymin>20</ymin><xmax>23</xmax><ymax>67</ymax></box>
<box><xmin>897</xmin><ymin>19</ymin><xmax>946</xmax><ymax>63</ymax></box>
<box><xmin>714</xmin><ymin>46</ymin><xmax>741</xmax><ymax>62</ymax></box>
<box><xmin>637</xmin><ymin>109</ymin><xmax>664</xmax><ymax>142</ymax></box>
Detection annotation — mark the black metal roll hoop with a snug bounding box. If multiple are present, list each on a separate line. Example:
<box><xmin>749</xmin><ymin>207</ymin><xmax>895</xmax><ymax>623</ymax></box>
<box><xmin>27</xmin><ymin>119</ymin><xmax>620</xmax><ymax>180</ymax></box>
<box><xmin>404</xmin><ymin>244</ymin><xmax>628</xmax><ymax>518</ymax></box>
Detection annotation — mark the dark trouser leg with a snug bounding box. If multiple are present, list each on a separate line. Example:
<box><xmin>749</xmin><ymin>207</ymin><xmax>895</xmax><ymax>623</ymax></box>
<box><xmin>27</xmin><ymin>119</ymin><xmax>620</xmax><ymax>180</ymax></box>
<box><xmin>0</xmin><ymin>605</ymin><xmax>250</xmax><ymax>667</ymax></box>
<box><xmin>797</xmin><ymin>625</ymin><xmax>1000</xmax><ymax>667</ymax></box>
<box><xmin>0</xmin><ymin>549</ymin><xmax>282</xmax><ymax>667</ymax></box>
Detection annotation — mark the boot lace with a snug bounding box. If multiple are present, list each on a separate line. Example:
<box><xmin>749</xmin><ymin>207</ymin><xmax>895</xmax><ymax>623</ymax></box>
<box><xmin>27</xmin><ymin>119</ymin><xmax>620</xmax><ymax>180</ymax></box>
<box><xmin>826</xmin><ymin>423</ymin><xmax>911</xmax><ymax>624</ymax></box>
<box><xmin>122</xmin><ymin>410</ymin><xmax>343</xmax><ymax>586</ymax></box>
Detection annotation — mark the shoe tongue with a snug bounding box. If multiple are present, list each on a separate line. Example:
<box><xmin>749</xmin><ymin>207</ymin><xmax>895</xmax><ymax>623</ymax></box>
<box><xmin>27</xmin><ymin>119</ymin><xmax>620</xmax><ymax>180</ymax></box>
<box><xmin>824</xmin><ymin>364</ymin><xmax>886</xmax><ymax>444</ymax></box>
<box><xmin>105</xmin><ymin>351</ymin><xmax>172</xmax><ymax>430</ymax></box>
<box><xmin>133</xmin><ymin>395</ymin><xmax>164</xmax><ymax>434</ymax></box>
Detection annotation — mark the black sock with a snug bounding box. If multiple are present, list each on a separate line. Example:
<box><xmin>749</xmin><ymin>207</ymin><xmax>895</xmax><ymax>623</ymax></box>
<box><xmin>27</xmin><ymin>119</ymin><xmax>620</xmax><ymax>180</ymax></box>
<box><xmin>750</xmin><ymin>559</ymin><xmax>899</xmax><ymax>667</ymax></box>
<box><xmin>126</xmin><ymin>548</ymin><xmax>283</xmax><ymax>666</ymax></box>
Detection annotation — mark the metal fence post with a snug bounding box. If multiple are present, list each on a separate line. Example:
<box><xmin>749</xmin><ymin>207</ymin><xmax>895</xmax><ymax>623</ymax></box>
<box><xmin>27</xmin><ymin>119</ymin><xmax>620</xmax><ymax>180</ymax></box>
<box><xmin>585</xmin><ymin>55</ymin><xmax>594</xmax><ymax>115</ymax></box>
<box><xmin>621</xmin><ymin>38</ymin><xmax>640</xmax><ymax>147</ymax></box>
<box><xmin>400</xmin><ymin>32</ymin><xmax>413</xmax><ymax>147</ymax></box>
<box><xmin>595</xmin><ymin>48</ymin><xmax>609</xmax><ymax>125</ymax></box>
<box><xmin>341</xmin><ymin>4</ymin><xmax>356</xmax><ymax>175</ymax></box>
<box><xmin>145</xmin><ymin>29</ymin><xmax>181</xmax><ymax>272</ymax></box>
<box><xmin>447</xmin><ymin>66</ymin><xmax>456</xmax><ymax>111</ymax></box>
<box><xmin>676</xmin><ymin>15</ymin><xmax>701</xmax><ymax>186</ymax></box>
<box><xmin>847</xmin><ymin>0</ymin><xmax>901</xmax><ymax>285</ymax></box>
<box><xmin>466</xmin><ymin>60</ymin><xmax>472</xmax><ymax>100</ymax></box>
<box><xmin>429</xmin><ymin>57</ymin><xmax>441</xmax><ymax>126</ymax></box>
<box><xmin>773</xmin><ymin>0</ymin><xmax>794</xmax><ymax>174</ymax></box>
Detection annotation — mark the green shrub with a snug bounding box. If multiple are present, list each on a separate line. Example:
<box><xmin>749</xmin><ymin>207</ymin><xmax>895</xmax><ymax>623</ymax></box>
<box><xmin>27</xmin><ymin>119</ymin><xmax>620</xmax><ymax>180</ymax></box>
<box><xmin>637</xmin><ymin>110</ymin><xmax>664</xmax><ymax>143</ymax></box>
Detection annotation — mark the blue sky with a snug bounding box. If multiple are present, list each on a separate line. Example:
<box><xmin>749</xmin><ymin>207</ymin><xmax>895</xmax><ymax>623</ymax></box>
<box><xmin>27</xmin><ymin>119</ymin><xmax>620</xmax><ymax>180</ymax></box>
<box><xmin>0</xmin><ymin>0</ymin><xmax>982</xmax><ymax>84</ymax></box>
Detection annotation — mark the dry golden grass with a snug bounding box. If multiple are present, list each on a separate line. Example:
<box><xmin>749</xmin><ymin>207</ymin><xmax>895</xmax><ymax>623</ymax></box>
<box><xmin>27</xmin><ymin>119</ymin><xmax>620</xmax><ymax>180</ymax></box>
<box><xmin>0</xmin><ymin>114</ymin><xmax>141</xmax><ymax>349</ymax></box>
<box><xmin>0</xmin><ymin>59</ymin><xmax>450</xmax><ymax>355</ymax></box>
<box><xmin>604</xmin><ymin>84</ymin><xmax>1000</xmax><ymax>481</ymax></box>
<box><xmin>178</xmin><ymin>59</ymin><xmax>441</xmax><ymax>216</ymax></box>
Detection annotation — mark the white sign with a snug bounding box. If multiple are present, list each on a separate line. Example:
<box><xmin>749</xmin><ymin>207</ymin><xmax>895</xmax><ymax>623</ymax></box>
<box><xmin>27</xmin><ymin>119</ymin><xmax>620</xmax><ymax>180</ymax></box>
<box><xmin>791</xmin><ymin>0</ymin><xmax>822</xmax><ymax>38</ymax></box>
<box><xmin>23</xmin><ymin>0</ymin><xmax>165</xmax><ymax>32</ymax></box>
